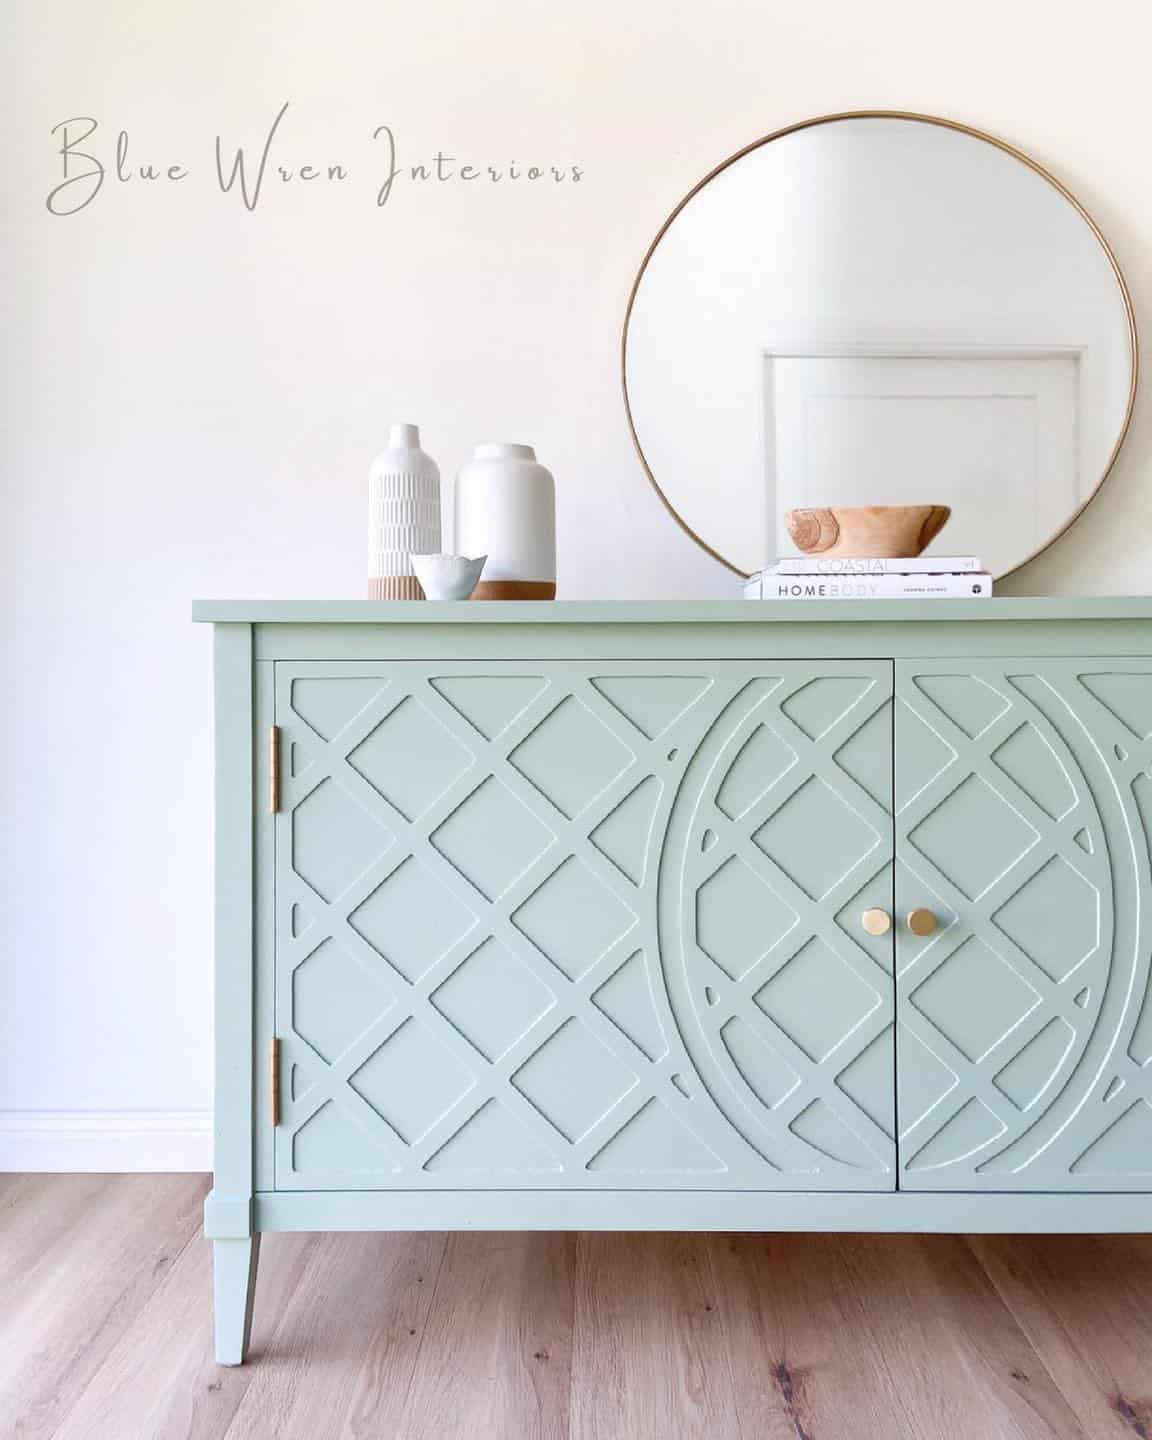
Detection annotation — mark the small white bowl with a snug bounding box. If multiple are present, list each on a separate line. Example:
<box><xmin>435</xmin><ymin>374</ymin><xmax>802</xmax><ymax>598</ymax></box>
<box><xmin>412</xmin><ymin>553</ymin><xmax>487</xmax><ymax>601</ymax></box>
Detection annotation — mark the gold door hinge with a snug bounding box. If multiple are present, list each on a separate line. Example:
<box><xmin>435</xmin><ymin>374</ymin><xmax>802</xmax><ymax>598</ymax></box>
<box><xmin>269</xmin><ymin>725</ymin><xmax>281</xmax><ymax>813</ymax></box>
<box><xmin>270</xmin><ymin>1037</ymin><xmax>281</xmax><ymax>1127</ymax></box>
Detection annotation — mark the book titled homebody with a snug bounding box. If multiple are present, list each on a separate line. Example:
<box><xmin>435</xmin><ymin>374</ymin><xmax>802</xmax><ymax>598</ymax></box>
<box><xmin>745</xmin><ymin>572</ymin><xmax>993</xmax><ymax>599</ymax></box>
<box><xmin>765</xmin><ymin>555</ymin><xmax>982</xmax><ymax>575</ymax></box>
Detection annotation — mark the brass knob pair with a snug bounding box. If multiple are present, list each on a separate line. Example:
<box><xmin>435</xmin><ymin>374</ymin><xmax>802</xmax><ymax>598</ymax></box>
<box><xmin>861</xmin><ymin>908</ymin><xmax>938</xmax><ymax>937</ymax></box>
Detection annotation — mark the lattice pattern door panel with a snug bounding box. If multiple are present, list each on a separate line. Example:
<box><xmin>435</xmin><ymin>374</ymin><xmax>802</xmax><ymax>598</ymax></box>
<box><xmin>273</xmin><ymin>660</ymin><xmax>896</xmax><ymax>1191</ymax></box>
<box><xmin>895</xmin><ymin>661</ymin><xmax>1152</xmax><ymax>1190</ymax></box>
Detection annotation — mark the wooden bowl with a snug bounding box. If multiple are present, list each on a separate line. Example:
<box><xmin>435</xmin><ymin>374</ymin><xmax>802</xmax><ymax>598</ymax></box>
<box><xmin>785</xmin><ymin>505</ymin><xmax>951</xmax><ymax>559</ymax></box>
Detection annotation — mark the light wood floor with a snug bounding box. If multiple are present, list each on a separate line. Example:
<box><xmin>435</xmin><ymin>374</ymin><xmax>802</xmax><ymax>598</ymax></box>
<box><xmin>2</xmin><ymin>1175</ymin><xmax>1151</xmax><ymax>1439</ymax></box>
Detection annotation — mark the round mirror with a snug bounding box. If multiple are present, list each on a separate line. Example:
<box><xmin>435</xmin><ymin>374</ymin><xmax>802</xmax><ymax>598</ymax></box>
<box><xmin>623</xmin><ymin>113</ymin><xmax>1137</xmax><ymax>578</ymax></box>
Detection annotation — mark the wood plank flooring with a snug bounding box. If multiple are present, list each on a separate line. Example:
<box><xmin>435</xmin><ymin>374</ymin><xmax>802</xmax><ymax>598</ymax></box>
<box><xmin>2</xmin><ymin>1175</ymin><xmax>1150</xmax><ymax>1440</ymax></box>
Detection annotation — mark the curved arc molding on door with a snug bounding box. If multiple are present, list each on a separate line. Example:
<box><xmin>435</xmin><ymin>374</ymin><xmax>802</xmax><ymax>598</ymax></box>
<box><xmin>991</xmin><ymin>671</ymin><xmax>1152</xmax><ymax>1174</ymax></box>
<box><xmin>657</xmin><ymin>665</ymin><xmax>898</xmax><ymax>1186</ymax></box>
<box><xmin>895</xmin><ymin>661</ymin><xmax>1152</xmax><ymax>1189</ymax></box>
<box><xmin>895</xmin><ymin>670</ymin><xmax>1113</xmax><ymax>1175</ymax></box>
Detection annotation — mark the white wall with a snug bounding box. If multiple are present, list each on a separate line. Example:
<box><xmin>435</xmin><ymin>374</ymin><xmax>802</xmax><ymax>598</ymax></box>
<box><xmin>3</xmin><ymin>0</ymin><xmax>1150</xmax><ymax>1168</ymax></box>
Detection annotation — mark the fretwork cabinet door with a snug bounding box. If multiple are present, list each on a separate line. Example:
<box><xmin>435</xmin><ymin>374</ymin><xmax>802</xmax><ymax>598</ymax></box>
<box><xmin>895</xmin><ymin>660</ymin><xmax>1152</xmax><ymax>1190</ymax></box>
<box><xmin>270</xmin><ymin>659</ymin><xmax>898</xmax><ymax>1192</ymax></box>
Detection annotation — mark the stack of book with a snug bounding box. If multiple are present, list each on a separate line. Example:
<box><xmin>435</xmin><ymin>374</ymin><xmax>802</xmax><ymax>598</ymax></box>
<box><xmin>744</xmin><ymin>556</ymin><xmax>992</xmax><ymax>601</ymax></box>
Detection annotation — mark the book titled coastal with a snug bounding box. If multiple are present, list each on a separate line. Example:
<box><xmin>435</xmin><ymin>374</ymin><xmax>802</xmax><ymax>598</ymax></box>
<box><xmin>766</xmin><ymin>555</ymin><xmax>982</xmax><ymax>575</ymax></box>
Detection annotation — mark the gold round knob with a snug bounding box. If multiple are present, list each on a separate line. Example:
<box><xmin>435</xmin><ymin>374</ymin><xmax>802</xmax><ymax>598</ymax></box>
<box><xmin>861</xmin><ymin>908</ymin><xmax>892</xmax><ymax>936</ymax></box>
<box><xmin>907</xmin><ymin>908</ymin><xmax>939</xmax><ymax>937</ymax></box>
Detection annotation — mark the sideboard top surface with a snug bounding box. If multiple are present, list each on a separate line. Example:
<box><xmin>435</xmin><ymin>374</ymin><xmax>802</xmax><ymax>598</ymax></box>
<box><xmin>192</xmin><ymin>597</ymin><xmax>1152</xmax><ymax>625</ymax></box>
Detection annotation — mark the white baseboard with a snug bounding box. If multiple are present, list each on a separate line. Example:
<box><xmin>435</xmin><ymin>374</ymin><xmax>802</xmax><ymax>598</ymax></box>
<box><xmin>0</xmin><ymin>1111</ymin><xmax>213</xmax><ymax>1172</ymax></box>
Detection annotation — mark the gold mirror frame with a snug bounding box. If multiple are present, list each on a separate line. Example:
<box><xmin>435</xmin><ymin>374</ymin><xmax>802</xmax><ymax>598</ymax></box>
<box><xmin>621</xmin><ymin>110</ymin><xmax>1139</xmax><ymax>580</ymax></box>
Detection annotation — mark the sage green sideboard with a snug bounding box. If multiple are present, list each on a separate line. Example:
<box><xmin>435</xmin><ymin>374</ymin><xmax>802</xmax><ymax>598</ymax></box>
<box><xmin>195</xmin><ymin>599</ymin><xmax>1152</xmax><ymax>1363</ymax></box>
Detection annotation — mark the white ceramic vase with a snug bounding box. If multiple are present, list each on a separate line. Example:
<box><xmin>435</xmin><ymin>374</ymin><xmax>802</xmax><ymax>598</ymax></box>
<box><xmin>454</xmin><ymin>443</ymin><xmax>556</xmax><ymax>600</ymax></box>
<box><xmin>368</xmin><ymin>423</ymin><xmax>441</xmax><ymax>599</ymax></box>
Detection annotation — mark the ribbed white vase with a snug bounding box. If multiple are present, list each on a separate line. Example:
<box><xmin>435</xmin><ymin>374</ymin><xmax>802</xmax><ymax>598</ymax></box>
<box><xmin>368</xmin><ymin>423</ymin><xmax>441</xmax><ymax>600</ymax></box>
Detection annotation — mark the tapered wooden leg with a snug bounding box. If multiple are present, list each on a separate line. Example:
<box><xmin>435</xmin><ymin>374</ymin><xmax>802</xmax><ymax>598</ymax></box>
<box><xmin>213</xmin><ymin>1234</ymin><xmax>261</xmax><ymax>1365</ymax></box>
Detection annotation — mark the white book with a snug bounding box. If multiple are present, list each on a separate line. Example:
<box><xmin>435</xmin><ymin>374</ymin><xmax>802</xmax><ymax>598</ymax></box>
<box><xmin>764</xmin><ymin>555</ymin><xmax>982</xmax><ymax>576</ymax></box>
<box><xmin>745</xmin><ymin>572</ymin><xmax>993</xmax><ymax>600</ymax></box>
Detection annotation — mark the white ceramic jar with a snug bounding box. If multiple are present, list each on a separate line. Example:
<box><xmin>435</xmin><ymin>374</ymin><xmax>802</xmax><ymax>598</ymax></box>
<box><xmin>368</xmin><ymin>423</ymin><xmax>441</xmax><ymax>599</ymax></box>
<box><xmin>454</xmin><ymin>443</ymin><xmax>556</xmax><ymax>599</ymax></box>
